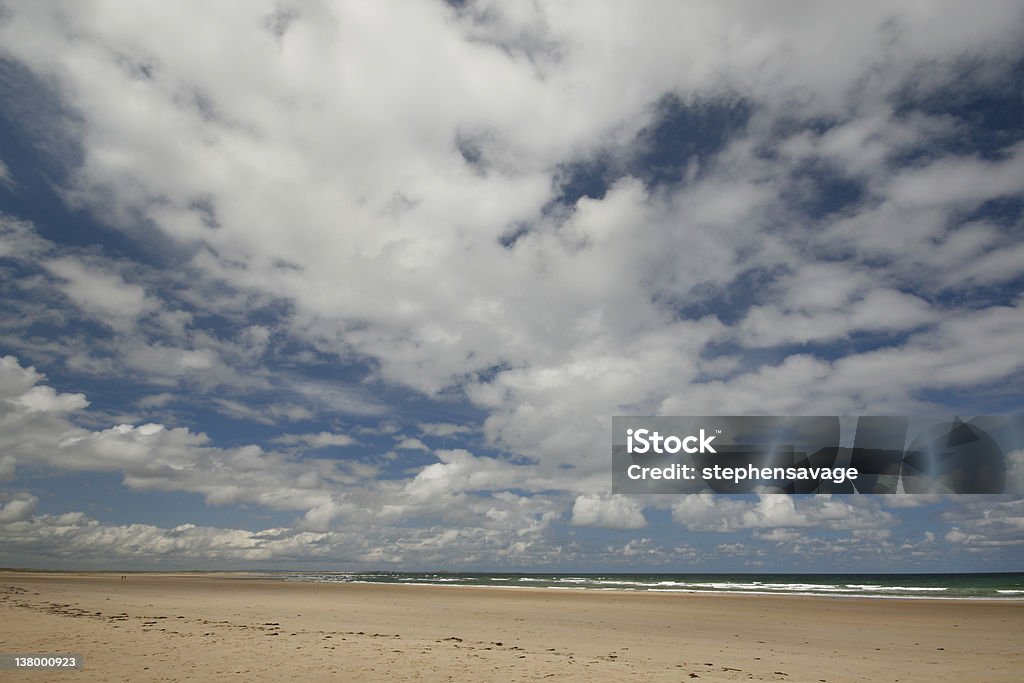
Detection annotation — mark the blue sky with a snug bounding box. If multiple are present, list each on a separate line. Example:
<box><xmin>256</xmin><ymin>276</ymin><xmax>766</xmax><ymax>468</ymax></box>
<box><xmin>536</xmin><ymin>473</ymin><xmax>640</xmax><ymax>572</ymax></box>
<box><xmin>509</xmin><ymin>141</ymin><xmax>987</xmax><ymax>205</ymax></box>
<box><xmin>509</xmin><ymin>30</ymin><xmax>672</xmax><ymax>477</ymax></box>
<box><xmin>0</xmin><ymin>0</ymin><xmax>1023</xmax><ymax>572</ymax></box>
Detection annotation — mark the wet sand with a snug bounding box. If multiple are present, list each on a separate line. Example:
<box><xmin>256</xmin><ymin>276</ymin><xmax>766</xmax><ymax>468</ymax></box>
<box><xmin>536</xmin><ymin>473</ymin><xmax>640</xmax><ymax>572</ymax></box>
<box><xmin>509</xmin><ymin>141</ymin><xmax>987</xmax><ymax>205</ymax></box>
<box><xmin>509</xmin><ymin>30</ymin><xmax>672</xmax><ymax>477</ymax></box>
<box><xmin>0</xmin><ymin>572</ymin><xmax>1021</xmax><ymax>681</ymax></box>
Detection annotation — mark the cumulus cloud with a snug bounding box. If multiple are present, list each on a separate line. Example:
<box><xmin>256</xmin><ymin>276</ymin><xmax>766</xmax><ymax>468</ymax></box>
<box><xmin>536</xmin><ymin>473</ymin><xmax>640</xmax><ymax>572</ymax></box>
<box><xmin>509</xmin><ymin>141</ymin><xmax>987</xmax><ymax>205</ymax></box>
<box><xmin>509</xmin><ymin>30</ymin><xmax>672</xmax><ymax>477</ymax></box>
<box><xmin>0</xmin><ymin>355</ymin><xmax>367</xmax><ymax>515</ymax></box>
<box><xmin>400</xmin><ymin>449</ymin><xmax>555</xmax><ymax>501</ymax></box>
<box><xmin>620</xmin><ymin>538</ymin><xmax>660</xmax><ymax>558</ymax></box>
<box><xmin>0</xmin><ymin>511</ymin><xmax>333</xmax><ymax>565</ymax></box>
<box><xmin>940</xmin><ymin>499</ymin><xmax>1024</xmax><ymax>549</ymax></box>
<box><xmin>671</xmin><ymin>495</ymin><xmax>893</xmax><ymax>533</ymax></box>
<box><xmin>0</xmin><ymin>355</ymin><xmax>568</xmax><ymax>562</ymax></box>
<box><xmin>0</xmin><ymin>492</ymin><xmax>38</xmax><ymax>523</ymax></box>
<box><xmin>394</xmin><ymin>437</ymin><xmax>429</xmax><ymax>451</ymax></box>
<box><xmin>570</xmin><ymin>494</ymin><xmax>647</xmax><ymax>529</ymax></box>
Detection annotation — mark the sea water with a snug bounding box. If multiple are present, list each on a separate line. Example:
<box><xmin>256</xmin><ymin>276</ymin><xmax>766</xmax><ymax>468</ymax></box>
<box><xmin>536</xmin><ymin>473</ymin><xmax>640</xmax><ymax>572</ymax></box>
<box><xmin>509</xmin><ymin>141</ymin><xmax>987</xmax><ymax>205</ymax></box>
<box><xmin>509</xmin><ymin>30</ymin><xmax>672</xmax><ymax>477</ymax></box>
<box><xmin>276</xmin><ymin>572</ymin><xmax>1024</xmax><ymax>600</ymax></box>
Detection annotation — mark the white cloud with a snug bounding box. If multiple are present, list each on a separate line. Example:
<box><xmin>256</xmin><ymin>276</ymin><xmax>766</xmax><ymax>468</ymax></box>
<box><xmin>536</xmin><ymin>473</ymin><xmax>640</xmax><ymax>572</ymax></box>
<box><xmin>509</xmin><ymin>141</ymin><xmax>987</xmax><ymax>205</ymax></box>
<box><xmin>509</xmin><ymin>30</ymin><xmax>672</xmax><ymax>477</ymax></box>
<box><xmin>211</xmin><ymin>397</ymin><xmax>313</xmax><ymax>425</ymax></box>
<box><xmin>0</xmin><ymin>356</ymin><xmax>360</xmax><ymax>515</ymax></box>
<box><xmin>395</xmin><ymin>437</ymin><xmax>429</xmax><ymax>451</ymax></box>
<box><xmin>0</xmin><ymin>215</ymin><xmax>45</xmax><ymax>259</ymax></box>
<box><xmin>570</xmin><ymin>494</ymin><xmax>647</xmax><ymax>530</ymax></box>
<box><xmin>271</xmin><ymin>431</ymin><xmax>357</xmax><ymax>449</ymax></box>
<box><xmin>671</xmin><ymin>494</ymin><xmax>893</xmax><ymax>534</ymax></box>
<box><xmin>620</xmin><ymin>538</ymin><xmax>660</xmax><ymax>557</ymax></box>
<box><xmin>737</xmin><ymin>287</ymin><xmax>937</xmax><ymax>348</ymax></box>
<box><xmin>402</xmin><ymin>449</ymin><xmax>534</xmax><ymax>501</ymax></box>
<box><xmin>285</xmin><ymin>379</ymin><xmax>388</xmax><ymax>418</ymax></box>
<box><xmin>136</xmin><ymin>392</ymin><xmax>176</xmax><ymax>408</ymax></box>
<box><xmin>43</xmin><ymin>256</ymin><xmax>157</xmax><ymax>329</ymax></box>
<box><xmin>0</xmin><ymin>493</ymin><xmax>37</xmax><ymax>523</ymax></box>
<box><xmin>888</xmin><ymin>143</ymin><xmax>1024</xmax><ymax>209</ymax></box>
<box><xmin>754</xmin><ymin>528</ymin><xmax>803</xmax><ymax>543</ymax></box>
<box><xmin>418</xmin><ymin>422</ymin><xmax>473</xmax><ymax>437</ymax></box>
<box><xmin>940</xmin><ymin>498</ymin><xmax>1024</xmax><ymax>548</ymax></box>
<box><xmin>882</xmin><ymin>493</ymin><xmax>946</xmax><ymax>508</ymax></box>
<box><xmin>0</xmin><ymin>355</ymin><xmax>50</xmax><ymax>398</ymax></box>
<box><xmin>0</xmin><ymin>505</ymin><xmax>573</xmax><ymax>569</ymax></box>
<box><xmin>946</xmin><ymin>527</ymin><xmax>969</xmax><ymax>543</ymax></box>
<box><xmin>0</xmin><ymin>355</ymin><xmax>567</xmax><ymax>557</ymax></box>
<box><xmin>0</xmin><ymin>511</ymin><xmax>332</xmax><ymax>565</ymax></box>
<box><xmin>9</xmin><ymin>383</ymin><xmax>88</xmax><ymax>413</ymax></box>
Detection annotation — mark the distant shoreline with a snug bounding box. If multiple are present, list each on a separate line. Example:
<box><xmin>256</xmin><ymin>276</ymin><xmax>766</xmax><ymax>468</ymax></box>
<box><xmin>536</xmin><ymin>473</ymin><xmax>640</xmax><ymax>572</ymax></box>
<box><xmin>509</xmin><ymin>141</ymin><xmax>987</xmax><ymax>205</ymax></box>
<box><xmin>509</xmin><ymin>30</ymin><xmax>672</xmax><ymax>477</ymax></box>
<box><xmin>3</xmin><ymin>569</ymin><xmax>1021</xmax><ymax>601</ymax></box>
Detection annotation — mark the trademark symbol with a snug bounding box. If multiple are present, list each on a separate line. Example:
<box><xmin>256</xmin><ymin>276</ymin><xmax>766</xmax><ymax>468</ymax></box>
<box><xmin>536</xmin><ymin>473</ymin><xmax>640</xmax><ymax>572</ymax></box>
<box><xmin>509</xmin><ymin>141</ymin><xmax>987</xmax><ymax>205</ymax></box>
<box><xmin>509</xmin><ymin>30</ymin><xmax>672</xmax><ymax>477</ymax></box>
<box><xmin>716</xmin><ymin>429</ymin><xmax>722</xmax><ymax>434</ymax></box>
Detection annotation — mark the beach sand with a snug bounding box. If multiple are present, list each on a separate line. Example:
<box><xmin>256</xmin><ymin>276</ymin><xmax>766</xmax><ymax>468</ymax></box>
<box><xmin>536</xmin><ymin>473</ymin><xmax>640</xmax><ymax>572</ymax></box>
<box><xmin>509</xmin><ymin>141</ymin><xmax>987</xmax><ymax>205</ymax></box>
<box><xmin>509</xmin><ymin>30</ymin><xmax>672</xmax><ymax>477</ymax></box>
<box><xmin>0</xmin><ymin>572</ymin><xmax>1021</xmax><ymax>681</ymax></box>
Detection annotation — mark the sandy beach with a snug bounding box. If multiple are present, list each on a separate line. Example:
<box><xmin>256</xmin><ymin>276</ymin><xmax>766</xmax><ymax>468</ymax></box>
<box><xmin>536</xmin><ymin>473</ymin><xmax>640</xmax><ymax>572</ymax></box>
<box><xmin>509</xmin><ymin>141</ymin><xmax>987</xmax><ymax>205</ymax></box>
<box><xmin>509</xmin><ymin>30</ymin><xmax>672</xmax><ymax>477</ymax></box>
<box><xmin>0</xmin><ymin>572</ymin><xmax>1021</xmax><ymax>682</ymax></box>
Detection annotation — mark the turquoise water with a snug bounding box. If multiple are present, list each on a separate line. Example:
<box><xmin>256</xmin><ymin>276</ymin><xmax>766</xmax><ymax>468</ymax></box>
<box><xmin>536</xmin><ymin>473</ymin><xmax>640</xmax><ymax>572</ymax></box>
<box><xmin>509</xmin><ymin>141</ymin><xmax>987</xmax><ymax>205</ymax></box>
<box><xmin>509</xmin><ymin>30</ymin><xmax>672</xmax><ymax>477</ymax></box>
<box><xmin>278</xmin><ymin>572</ymin><xmax>1024</xmax><ymax>600</ymax></box>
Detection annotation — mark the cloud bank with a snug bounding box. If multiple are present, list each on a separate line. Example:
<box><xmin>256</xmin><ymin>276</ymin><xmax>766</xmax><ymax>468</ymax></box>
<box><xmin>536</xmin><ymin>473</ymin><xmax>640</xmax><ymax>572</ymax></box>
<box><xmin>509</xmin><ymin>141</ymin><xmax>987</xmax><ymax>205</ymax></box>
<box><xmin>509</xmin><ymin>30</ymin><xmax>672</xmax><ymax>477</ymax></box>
<box><xmin>0</xmin><ymin>0</ymin><xmax>1022</xmax><ymax>570</ymax></box>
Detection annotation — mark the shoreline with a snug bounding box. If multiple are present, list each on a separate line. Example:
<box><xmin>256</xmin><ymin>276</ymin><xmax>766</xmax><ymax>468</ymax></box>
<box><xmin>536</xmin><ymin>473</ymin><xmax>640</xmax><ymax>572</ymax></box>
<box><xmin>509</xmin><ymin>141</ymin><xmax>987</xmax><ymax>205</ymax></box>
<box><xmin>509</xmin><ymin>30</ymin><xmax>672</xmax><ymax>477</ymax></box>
<box><xmin>2</xmin><ymin>572</ymin><xmax>1022</xmax><ymax>681</ymax></box>
<box><xmin>281</xmin><ymin>579</ymin><xmax>1024</xmax><ymax>602</ymax></box>
<box><xmin>4</xmin><ymin>569</ymin><xmax>1022</xmax><ymax>602</ymax></box>
<box><xmin>277</xmin><ymin>579</ymin><xmax>1024</xmax><ymax>602</ymax></box>
<box><xmin>9</xmin><ymin>573</ymin><xmax>1015</xmax><ymax>602</ymax></box>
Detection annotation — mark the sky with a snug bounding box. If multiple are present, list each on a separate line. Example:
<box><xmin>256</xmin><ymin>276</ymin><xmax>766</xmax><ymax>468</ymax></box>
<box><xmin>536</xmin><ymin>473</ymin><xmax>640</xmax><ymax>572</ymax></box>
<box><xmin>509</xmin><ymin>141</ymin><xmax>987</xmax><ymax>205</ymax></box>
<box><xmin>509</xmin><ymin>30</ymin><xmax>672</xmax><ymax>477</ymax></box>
<box><xmin>0</xmin><ymin>0</ymin><xmax>1023</xmax><ymax>572</ymax></box>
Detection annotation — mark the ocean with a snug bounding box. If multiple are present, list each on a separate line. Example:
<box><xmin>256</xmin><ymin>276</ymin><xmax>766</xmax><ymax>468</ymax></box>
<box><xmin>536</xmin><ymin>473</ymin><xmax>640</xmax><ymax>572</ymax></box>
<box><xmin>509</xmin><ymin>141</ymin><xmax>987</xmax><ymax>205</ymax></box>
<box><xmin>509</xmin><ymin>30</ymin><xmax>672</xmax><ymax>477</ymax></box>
<box><xmin>278</xmin><ymin>571</ymin><xmax>1024</xmax><ymax>600</ymax></box>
